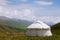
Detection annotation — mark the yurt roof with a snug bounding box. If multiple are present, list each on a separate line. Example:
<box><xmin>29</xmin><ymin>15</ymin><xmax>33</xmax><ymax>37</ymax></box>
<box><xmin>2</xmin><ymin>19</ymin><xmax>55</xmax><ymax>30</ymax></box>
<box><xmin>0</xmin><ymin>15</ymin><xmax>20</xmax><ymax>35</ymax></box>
<box><xmin>27</xmin><ymin>21</ymin><xmax>50</xmax><ymax>29</ymax></box>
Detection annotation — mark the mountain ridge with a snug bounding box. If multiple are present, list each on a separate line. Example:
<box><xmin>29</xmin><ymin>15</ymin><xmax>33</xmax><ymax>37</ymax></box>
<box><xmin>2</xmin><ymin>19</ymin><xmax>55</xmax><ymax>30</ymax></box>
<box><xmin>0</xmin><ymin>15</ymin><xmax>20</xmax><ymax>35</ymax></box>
<box><xmin>0</xmin><ymin>16</ymin><xmax>32</xmax><ymax>30</ymax></box>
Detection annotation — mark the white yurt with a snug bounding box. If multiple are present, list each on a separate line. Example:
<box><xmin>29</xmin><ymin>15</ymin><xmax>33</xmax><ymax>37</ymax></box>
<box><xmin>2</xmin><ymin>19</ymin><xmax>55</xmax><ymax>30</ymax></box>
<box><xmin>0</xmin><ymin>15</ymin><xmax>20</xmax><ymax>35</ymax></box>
<box><xmin>26</xmin><ymin>21</ymin><xmax>52</xmax><ymax>36</ymax></box>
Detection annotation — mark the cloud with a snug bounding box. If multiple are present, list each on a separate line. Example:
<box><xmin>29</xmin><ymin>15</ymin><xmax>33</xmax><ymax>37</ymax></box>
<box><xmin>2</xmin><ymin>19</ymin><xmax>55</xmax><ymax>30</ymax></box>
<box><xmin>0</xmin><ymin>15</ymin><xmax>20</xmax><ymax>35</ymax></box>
<box><xmin>34</xmin><ymin>1</ymin><xmax>53</xmax><ymax>6</ymax></box>
<box><xmin>14</xmin><ymin>9</ymin><xmax>34</xmax><ymax>20</ymax></box>
<box><xmin>0</xmin><ymin>2</ymin><xmax>35</xmax><ymax>20</ymax></box>
<box><xmin>0</xmin><ymin>0</ymin><xmax>8</xmax><ymax>17</ymax></box>
<box><xmin>32</xmin><ymin>16</ymin><xmax>60</xmax><ymax>25</ymax></box>
<box><xmin>21</xmin><ymin>9</ymin><xmax>32</xmax><ymax>16</ymax></box>
<box><xmin>0</xmin><ymin>0</ymin><xmax>60</xmax><ymax>23</ymax></box>
<box><xmin>0</xmin><ymin>0</ymin><xmax>7</xmax><ymax>6</ymax></box>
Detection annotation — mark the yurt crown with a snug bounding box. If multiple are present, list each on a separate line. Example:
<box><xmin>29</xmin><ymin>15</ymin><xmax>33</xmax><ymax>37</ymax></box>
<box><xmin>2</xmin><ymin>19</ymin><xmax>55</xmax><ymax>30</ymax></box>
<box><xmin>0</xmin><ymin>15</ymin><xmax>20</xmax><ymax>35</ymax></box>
<box><xmin>35</xmin><ymin>21</ymin><xmax>43</xmax><ymax>24</ymax></box>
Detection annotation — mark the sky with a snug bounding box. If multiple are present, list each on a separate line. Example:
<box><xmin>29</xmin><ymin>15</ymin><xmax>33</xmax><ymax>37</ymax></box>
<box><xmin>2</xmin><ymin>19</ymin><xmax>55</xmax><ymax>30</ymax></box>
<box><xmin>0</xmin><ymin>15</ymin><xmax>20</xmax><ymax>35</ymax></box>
<box><xmin>0</xmin><ymin>0</ymin><xmax>60</xmax><ymax>23</ymax></box>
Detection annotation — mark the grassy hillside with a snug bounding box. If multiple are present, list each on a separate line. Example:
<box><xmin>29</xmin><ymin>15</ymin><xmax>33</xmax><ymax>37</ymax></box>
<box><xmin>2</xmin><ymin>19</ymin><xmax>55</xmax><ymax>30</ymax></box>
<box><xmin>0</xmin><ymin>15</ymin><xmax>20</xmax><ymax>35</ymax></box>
<box><xmin>0</xmin><ymin>25</ymin><xmax>25</xmax><ymax>33</ymax></box>
<box><xmin>0</xmin><ymin>16</ymin><xmax>32</xmax><ymax>30</ymax></box>
<box><xmin>4</xmin><ymin>19</ymin><xmax>32</xmax><ymax>29</ymax></box>
<box><xmin>51</xmin><ymin>22</ymin><xmax>60</xmax><ymax>30</ymax></box>
<box><xmin>0</xmin><ymin>23</ymin><xmax>60</xmax><ymax>40</ymax></box>
<box><xmin>0</xmin><ymin>25</ymin><xmax>60</xmax><ymax>40</ymax></box>
<box><xmin>51</xmin><ymin>22</ymin><xmax>60</xmax><ymax>35</ymax></box>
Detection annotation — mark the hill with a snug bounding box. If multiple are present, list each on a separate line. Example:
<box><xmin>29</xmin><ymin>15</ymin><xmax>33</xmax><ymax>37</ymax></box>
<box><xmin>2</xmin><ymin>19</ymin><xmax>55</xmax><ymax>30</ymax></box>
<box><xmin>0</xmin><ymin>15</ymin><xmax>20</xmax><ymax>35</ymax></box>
<box><xmin>51</xmin><ymin>22</ymin><xmax>60</xmax><ymax>35</ymax></box>
<box><xmin>51</xmin><ymin>22</ymin><xmax>60</xmax><ymax>30</ymax></box>
<box><xmin>0</xmin><ymin>25</ymin><xmax>25</xmax><ymax>33</ymax></box>
<box><xmin>0</xmin><ymin>16</ymin><xmax>32</xmax><ymax>30</ymax></box>
<box><xmin>0</xmin><ymin>23</ymin><xmax>60</xmax><ymax>40</ymax></box>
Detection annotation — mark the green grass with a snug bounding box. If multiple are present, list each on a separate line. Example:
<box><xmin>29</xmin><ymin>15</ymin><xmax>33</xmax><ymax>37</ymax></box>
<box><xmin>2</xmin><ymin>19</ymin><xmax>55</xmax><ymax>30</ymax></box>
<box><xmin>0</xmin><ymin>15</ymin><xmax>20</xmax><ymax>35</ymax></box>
<box><xmin>0</xmin><ymin>25</ymin><xmax>60</xmax><ymax>40</ymax></box>
<box><xmin>0</xmin><ymin>30</ymin><xmax>60</xmax><ymax>40</ymax></box>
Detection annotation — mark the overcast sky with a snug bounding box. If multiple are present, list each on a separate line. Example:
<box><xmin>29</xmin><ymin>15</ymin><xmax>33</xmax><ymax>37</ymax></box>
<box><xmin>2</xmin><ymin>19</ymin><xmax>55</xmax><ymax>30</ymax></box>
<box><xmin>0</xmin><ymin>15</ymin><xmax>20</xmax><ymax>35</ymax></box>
<box><xmin>0</xmin><ymin>0</ymin><xmax>60</xmax><ymax>22</ymax></box>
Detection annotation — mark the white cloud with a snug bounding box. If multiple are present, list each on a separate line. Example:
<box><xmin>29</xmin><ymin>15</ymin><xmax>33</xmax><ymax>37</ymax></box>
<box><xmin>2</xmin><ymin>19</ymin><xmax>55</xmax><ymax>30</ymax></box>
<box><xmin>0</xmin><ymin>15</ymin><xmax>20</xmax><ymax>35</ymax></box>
<box><xmin>0</xmin><ymin>0</ymin><xmax>60</xmax><ymax>24</ymax></box>
<box><xmin>0</xmin><ymin>0</ymin><xmax>8</xmax><ymax>17</ymax></box>
<box><xmin>32</xmin><ymin>16</ymin><xmax>60</xmax><ymax>25</ymax></box>
<box><xmin>35</xmin><ymin>1</ymin><xmax>53</xmax><ymax>6</ymax></box>
<box><xmin>21</xmin><ymin>9</ymin><xmax>32</xmax><ymax>16</ymax></box>
<box><xmin>0</xmin><ymin>0</ymin><xmax>7</xmax><ymax>6</ymax></box>
<box><xmin>0</xmin><ymin>6</ymin><xmax>3</xmax><ymax>12</ymax></box>
<box><xmin>0</xmin><ymin>6</ymin><xmax>6</xmax><ymax>16</ymax></box>
<box><xmin>0</xmin><ymin>3</ymin><xmax>35</xmax><ymax>20</ymax></box>
<box><xmin>13</xmin><ymin>9</ymin><xmax>33</xmax><ymax>20</ymax></box>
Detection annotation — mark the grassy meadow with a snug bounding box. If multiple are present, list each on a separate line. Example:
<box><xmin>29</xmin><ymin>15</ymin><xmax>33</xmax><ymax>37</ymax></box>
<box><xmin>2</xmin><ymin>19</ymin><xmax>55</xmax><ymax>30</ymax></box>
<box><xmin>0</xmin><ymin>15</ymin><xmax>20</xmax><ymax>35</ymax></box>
<box><xmin>0</xmin><ymin>30</ymin><xmax>60</xmax><ymax>40</ymax></box>
<box><xmin>0</xmin><ymin>26</ymin><xmax>60</xmax><ymax>40</ymax></box>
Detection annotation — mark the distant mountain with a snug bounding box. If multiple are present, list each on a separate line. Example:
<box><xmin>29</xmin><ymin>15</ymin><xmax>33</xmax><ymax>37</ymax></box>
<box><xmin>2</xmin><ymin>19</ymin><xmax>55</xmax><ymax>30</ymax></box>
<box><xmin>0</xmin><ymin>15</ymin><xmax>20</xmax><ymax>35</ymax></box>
<box><xmin>0</xmin><ymin>16</ymin><xmax>10</xmax><ymax>20</ymax></box>
<box><xmin>0</xmin><ymin>16</ymin><xmax>32</xmax><ymax>30</ymax></box>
